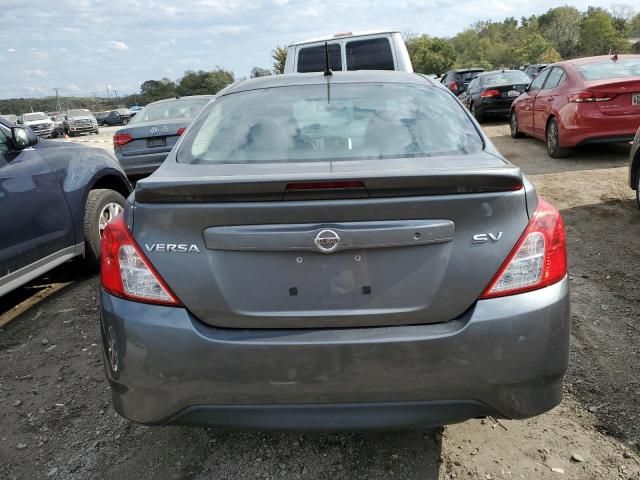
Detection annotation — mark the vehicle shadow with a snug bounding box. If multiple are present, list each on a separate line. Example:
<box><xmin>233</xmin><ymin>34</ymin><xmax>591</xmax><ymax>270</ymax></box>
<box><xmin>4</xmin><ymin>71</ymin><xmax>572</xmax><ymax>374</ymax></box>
<box><xmin>481</xmin><ymin>119</ymin><xmax>633</xmax><ymax>176</ymax></box>
<box><xmin>0</xmin><ymin>260</ymin><xmax>92</xmax><ymax>323</ymax></box>
<box><xmin>561</xmin><ymin>198</ymin><xmax>640</xmax><ymax>448</ymax></box>
<box><xmin>106</xmin><ymin>428</ymin><xmax>444</xmax><ymax>480</ymax></box>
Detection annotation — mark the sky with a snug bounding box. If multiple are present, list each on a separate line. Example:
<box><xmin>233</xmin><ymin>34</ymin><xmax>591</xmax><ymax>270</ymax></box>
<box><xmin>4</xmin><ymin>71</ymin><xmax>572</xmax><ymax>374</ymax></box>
<box><xmin>0</xmin><ymin>0</ymin><xmax>631</xmax><ymax>99</ymax></box>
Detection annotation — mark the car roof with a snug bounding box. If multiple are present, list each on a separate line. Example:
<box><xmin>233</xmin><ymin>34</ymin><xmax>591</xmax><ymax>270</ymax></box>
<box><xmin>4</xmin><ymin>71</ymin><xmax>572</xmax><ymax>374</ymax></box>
<box><xmin>147</xmin><ymin>95</ymin><xmax>216</xmax><ymax>106</ymax></box>
<box><xmin>477</xmin><ymin>69</ymin><xmax>523</xmax><ymax>76</ymax></box>
<box><xmin>562</xmin><ymin>54</ymin><xmax>640</xmax><ymax>66</ymax></box>
<box><xmin>452</xmin><ymin>68</ymin><xmax>484</xmax><ymax>73</ymax></box>
<box><xmin>289</xmin><ymin>30</ymin><xmax>399</xmax><ymax>46</ymax></box>
<box><xmin>219</xmin><ymin>71</ymin><xmax>436</xmax><ymax>96</ymax></box>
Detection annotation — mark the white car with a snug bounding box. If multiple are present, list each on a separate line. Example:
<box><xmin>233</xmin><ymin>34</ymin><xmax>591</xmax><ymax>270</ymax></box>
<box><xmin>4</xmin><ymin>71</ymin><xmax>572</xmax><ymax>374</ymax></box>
<box><xmin>284</xmin><ymin>30</ymin><xmax>413</xmax><ymax>74</ymax></box>
<box><xmin>21</xmin><ymin>112</ymin><xmax>55</xmax><ymax>138</ymax></box>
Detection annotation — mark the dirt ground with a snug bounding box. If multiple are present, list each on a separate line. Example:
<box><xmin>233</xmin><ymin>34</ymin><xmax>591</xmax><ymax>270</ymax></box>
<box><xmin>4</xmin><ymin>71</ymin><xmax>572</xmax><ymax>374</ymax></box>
<box><xmin>1</xmin><ymin>123</ymin><xmax>640</xmax><ymax>479</ymax></box>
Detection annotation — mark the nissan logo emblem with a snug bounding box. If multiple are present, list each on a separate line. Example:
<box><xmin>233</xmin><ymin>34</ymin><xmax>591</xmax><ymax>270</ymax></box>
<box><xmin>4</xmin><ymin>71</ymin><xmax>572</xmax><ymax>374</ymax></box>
<box><xmin>314</xmin><ymin>229</ymin><xmax>341</xmax><ymax>253</ymax></box>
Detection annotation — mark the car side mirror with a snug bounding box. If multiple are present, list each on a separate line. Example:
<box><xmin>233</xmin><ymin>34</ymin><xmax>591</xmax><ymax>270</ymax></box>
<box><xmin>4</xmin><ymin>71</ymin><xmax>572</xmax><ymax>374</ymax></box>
<box><xmin>11</xmin><ymin>126</ymin><xmax>38</xmax><ymax>150</ymax></box>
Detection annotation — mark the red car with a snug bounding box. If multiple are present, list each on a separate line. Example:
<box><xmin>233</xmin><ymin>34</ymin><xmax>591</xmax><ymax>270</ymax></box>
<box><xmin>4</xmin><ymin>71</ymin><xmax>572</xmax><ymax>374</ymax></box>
<box><xmin>510</xmin><ymin>55</ymin><xmax>640</xmax><ymax>157</ymax></box>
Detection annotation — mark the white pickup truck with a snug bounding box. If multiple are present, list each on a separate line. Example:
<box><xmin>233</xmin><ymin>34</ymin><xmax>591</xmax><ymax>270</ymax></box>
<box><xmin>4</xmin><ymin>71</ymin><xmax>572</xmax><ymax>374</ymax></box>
<box><xmin>284</xmin><ymin>30</ymin><xmax>413</xmax><ymax>73</ymax></box>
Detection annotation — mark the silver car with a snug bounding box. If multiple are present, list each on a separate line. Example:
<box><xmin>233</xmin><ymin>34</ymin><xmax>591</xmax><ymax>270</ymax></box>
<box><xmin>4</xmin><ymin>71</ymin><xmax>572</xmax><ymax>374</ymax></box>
<box><xmin>99</xmin><ymin>71</ymin><xmax>570</xmax><ymax>431</ymax></box>
<box><xmin>113</xmin><ymin>95</ymin><xmax>213</xmax><ymax>178</ymax></box>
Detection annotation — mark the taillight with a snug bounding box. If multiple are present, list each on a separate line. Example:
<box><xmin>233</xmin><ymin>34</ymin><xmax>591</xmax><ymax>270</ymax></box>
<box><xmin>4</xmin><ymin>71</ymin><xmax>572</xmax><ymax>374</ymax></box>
<box><xmin>113</xmin><ymin>133</ymin><xmax>133</xmax><ymax>147</ymax></box>
<box><xmin>101</xmin><ymin>216</ymin><xmax>181</xmax><ymax>306</ymax></box>
<box><xmin>567</xmin><ymin>91</ymin><xmax>613</xmax><ymax>103</ymax></box>
<box><xmin>480</xmin><ymin>198</ymin><xmax>566</xmax><ymax>299</ymax></box>
<box><xmin>177</xmin><ymin>127</ymin><xmax>186</xmax><ymax>136</ymax></box>
<box><xmin>481</xmin><ymin>89</ymin><xmax>501</xmax><ymax>98</ymax></box>
<box><xmin>448</xmin><ymin>81</ymin><xmax>458</xmax><ymax>93</ymax></box>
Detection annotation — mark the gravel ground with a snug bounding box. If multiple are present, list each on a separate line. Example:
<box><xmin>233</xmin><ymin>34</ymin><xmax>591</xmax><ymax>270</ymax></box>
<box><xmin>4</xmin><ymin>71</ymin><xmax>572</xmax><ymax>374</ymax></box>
<box><xmin>1</xmin><ymin>123</ymin><xmax>640</xmax><ymax>479</ymax></box>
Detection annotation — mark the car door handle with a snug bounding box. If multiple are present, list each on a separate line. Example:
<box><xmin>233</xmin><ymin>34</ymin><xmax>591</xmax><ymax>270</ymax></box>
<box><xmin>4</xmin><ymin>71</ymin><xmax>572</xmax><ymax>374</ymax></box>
<box><xmin>546</xmin><ymin>97</ymin><xmax>554</xmax><ymax>101</ymax></box>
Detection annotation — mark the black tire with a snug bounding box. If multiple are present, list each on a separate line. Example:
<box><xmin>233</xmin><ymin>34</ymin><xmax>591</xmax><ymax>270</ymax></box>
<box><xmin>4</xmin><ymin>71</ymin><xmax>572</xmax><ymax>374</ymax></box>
<box><xmin>122</xmin><ymin>118</ymin><xmax>129</xmax><ymax>125</ymax></box>
<box><xmin>94</xmin><ymin>128</ymin><xmax>100</xmax><ymax>135</ymax></box>
<box><xmin>83</xmin><ymin>189</ymin><xmax>126</xmax><ymax>269</ymax></box>
<box><xmin>510</xmin><ymin>110</ymin><xmax>524</xmax><ymax>138</ymax></box>
<box><xmin>470</xmin><ymin>103</ymin><xmax>484</xmax><ymax>123</ymax></box>
<box><xmin>546</xmin><ymin>118</ymin><xmax>569</xmax><ymax>158</ymax></box>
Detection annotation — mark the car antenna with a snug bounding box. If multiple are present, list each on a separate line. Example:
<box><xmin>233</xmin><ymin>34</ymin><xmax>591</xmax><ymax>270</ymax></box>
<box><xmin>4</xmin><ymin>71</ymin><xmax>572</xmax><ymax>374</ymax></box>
<box><xmin>324</xmin><ymin>41</ymin><xmax>332</xmax><ymax>77</ymax></box>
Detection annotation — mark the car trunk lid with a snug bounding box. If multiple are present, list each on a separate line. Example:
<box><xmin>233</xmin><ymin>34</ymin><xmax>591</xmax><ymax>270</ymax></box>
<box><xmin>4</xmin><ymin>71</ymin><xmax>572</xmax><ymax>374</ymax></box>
<box><xmin>116</xmin><ymin>120</ymin><xmax>187</xmax><ymax>157</ymax></box>
<box><xmin>131</xmin><ymin>154</ymin><xmax>530</xmax><ymax>329</ymax></box>
<box><xmin>586</xmin><ymin>78</ymin><xmax>640</xmax><ymax>116</ymax></box>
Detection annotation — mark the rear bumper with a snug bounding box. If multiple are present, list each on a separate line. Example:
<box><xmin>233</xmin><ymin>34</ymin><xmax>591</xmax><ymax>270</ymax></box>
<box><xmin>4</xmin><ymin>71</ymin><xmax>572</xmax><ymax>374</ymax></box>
<box><xmin>477</xmin><ymin>98</ymin><xmax>516</xmax><ymax>116</ymax></box>
<box><xmin>559</xmin><ymin>107</ymin><xmax>640</xmax><ymax>147</ymax></box>
<box><xmin>100</xmin><ymin>277</ymin><xmax>570</xmax><ymax>431</ymax></box>
<box><xmin>116</xmin><ymin>151</ymin><xmax>167</xmax><ymax>177</ymax></box>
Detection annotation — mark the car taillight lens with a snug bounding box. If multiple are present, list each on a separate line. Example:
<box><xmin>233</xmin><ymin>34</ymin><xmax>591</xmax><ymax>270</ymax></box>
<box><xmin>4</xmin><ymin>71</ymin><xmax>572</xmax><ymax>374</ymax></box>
<box><xmin>480</xmin><ymin>198</ymin><xmax>566</xmax><ymax>299</ymax></box>
<box><xmin>481</xmin><ymin>89</ymin><xmax>501</xmax><ymax>98</ymax></box>
<box><xmin>177</xmin><ymin>127</ymin><xmax>186</xmax><ymax>136</ymax></box>
<box><xmin>448</xmin><ymin>81</ymin><xmax>458</xmax><ymax>93</ymax></box>
<box><xmin>113</xmin><ymin>133</ymin><xmax>133</xmax><ymax>146</ymax></box>
<box><xmin>567</xmin><ymin>91</ymin><xmax>613</xmax><ymax>103</ymax></box>
<box><xmin>101</xmin><ymin>216</ymin><xmax>181</xmax><ymax>306</ymax></box>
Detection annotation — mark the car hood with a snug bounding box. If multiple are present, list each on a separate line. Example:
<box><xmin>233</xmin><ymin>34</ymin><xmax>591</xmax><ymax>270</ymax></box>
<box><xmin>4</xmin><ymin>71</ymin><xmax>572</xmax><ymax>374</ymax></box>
<box><xmin>24</xmin><ymin>119</ymin><xmax>52</xmax><ymax>125</ymax></box>
<box><xmin>68</xmin><ymin>115</ymin><xmax>95</xmax><ymax>121</ymax></box>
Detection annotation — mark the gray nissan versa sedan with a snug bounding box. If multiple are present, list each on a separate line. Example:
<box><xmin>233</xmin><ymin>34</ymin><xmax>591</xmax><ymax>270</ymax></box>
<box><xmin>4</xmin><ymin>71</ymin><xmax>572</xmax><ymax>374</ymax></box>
<box><xmin>99</xmin><ymin>71</ymin><xmax>570</xmax><ymax>431</ymax></box>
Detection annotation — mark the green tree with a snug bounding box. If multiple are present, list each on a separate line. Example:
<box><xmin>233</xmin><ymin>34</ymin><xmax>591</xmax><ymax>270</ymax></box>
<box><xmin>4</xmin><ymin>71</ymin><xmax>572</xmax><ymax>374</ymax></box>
<box><xmin>140</xmin><ymin>78</ymin><xmax>177</xmax><ymax>103</ymax></box>
<box><xmin>538</xmin><ymin>6</ymin><xmax>582</xmax><ymax>58</ymax></box>
<box><xmin>251</xmin><ymin>67</ymin><xmax>272</xmax><ymax>78</ymax></box>
<box><xmin>177</xmin><ymin>68</ymin><xmax>235</xmax><ymax>96</ymax></box>
<box><xmin>271</xmin><ymin>46</ymin><xmax>287</xmax><ymax>74</ymax></box>
<box><xmin>513</xmin><ymin>32</ymin><xmax>557</xmax><ymax>65</ymax></box>
<box><xmin>406</xmin><ymin>35</ymin><xmax>457</xmax><ymax>75</ymax></box>
<box><xmin>579</xmin><ymin>9</ymin><xmax>630</xmax><ymax>55</ymax></box>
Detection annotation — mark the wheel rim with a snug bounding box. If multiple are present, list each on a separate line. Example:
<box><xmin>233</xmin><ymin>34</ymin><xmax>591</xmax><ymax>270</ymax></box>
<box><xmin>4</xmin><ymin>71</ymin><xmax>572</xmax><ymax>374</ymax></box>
<box><xmin>547</xmin><ymin>122</ymin><xmax>558</xmax><ymax>152</ymax></box>
<box><xmin>98</xmin><ymin>202</ymin><xmax>123</xmax><ymax>237</ymax></box>
<box><xmin>510</xmin><ymin>112</ymin><xmax>518</xmax><ymax>135</ymax></box>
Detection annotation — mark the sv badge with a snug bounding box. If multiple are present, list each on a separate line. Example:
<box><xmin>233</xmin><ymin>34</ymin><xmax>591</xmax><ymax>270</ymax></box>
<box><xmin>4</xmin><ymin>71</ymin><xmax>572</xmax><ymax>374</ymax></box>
<box><xmin>472</xmin><ymin>232</ymin><xmax>503</xmax><ymax>244</ymax></box>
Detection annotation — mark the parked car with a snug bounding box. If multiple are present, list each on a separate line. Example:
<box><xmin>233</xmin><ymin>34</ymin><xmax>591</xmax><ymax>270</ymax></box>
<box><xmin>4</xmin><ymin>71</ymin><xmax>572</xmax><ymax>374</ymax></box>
<box><xmin>50</xmin><ymin>114</ymin><xmax>66</xmax><ymax>137</ymax></box>
<box><xmin>284</xmin><ymin>30</ymin><xmax>413</xmax><ymax>73</ymax></box>
<box><xmin>100</xmin><ymin>71</ymin><xmax>569</xmax><ymax>431</ymax></box>
<box><xmin>510</xmin><ymin>55</ymin><xmax>640</xmax><ymax>157</ymax></box>
<box><xmin>102</xmin><ymin>109</ymin><xmax>134</xmax><ymax>126</ymax></box>
<box><xmin>21</xmin><ymin>112</ymin><xmax>55</xmax><ymax>138</ymax></box>
<box><xmin>441</xmin><ymin>68</ymin><xmax>485</xmax><ymax>95</ymax></box>
<box><xmin>0</xmin><ymin>117</ymin><xmax>131</xmax><ymax>296</ymax></box>
<box><xmin>0</xmin><ymin>114</ymin><xmax>17</xmax><ymax>124</ymax></box>
<box><xmin>64</xmin><ymin>109</ymin><xmax>99</xmax><ymax>136</ymax></box>
<box><xmin>95</xmin><ymin>111</ymin><xmax>110</xmax><ymax>126</ymax></box>
<box><xmin>630</xmin><ymin>126</ymin><xmax>640</xmax><ymax>208</ymax></box>
<box><xmin>524</xmin><ymin>64</ymin><xmax>548</xmax><ymax>79</ymax></box>
<box><xmin>113</xmin><ymin>95</ymin><xmax>213</xmax><ymax>178</ymax></box>
<box><xmin>459</xmin><ymin>70</ymin><xmax>532</xmax><ymax>122</ymax></box>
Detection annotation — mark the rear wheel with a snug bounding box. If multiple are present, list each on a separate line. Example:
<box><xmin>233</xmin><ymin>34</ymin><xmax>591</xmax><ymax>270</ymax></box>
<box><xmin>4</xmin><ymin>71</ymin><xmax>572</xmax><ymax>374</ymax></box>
<box><xmin>510</xmin><ymin>110</ymin><xmax>524</xmax><ymax>138</ymax></box>
<box><xmin>546</xmin><ymin>118</ymin><xmax>569</xmax><ymax>158</ymax></box>
<box><xmin>470</xmin><ymin>103</ymin><xmax>484</xmax><ymax>123</ymax></box>
<box><xmin>83</xmin><ymin>189</ymin><xmax>125</xmax><ymax>269</ymax></box>
<box><xmin>122</xmin><ymin>118</ymin><xmax>129</xmax><ymax>125</ymax></box>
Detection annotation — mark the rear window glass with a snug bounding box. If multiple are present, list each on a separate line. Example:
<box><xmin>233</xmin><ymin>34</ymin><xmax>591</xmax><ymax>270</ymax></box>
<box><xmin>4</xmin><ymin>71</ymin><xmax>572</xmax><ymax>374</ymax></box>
<box><xmin>177</xmin><ymin>83</ymin><xmax>483</xmax><ymax>165</ymax></box>
<box><xmin>297</xmin><ymin>44</ymin><xmax>342</xmax><ymax>73</ymax></box>
<box><xmin>482</xmin><ymin>71</ymin><xmax>531</xmax><ymax>86</ymax></box>
<box><xmin>455</xmin><ymin>71</ymin><xmax>483</xmax><ymax>82</ymax></box>
<box><xmin>346</xmin><ymin>38</ymin><xmax>394</xmax><ymax>71</ymax></box>
<box><xmin>128</xmin><ymin>98</ymin><xmax>211</xmax><ymax>125</ymax></box>
<box><xmin>578</xmin><ymin>59</ymin><xmax>640</xmax><ymax>81</ymax></box>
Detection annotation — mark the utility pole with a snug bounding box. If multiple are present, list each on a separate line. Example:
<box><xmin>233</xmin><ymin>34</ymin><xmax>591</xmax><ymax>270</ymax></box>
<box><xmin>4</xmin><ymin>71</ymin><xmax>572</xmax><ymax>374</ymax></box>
<box><xmin>53</xmin><ymin>88</ymin><xmax>62</xmax><ymax>112</ymax></box>
<box><xmin>106</xmin><ymin>84</ymin><xmax>110</xmax><ymax>101</ymax></box>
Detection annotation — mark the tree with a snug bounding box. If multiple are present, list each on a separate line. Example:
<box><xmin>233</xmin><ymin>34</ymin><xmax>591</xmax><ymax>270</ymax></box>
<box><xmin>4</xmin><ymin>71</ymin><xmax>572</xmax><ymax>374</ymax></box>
<box><xmin>579</xmin><ymin>9</ymin><xmax>630</xmax><ymax>55</ymax></box>
<box><xmin>176</xmin><ymin>68</ymin><xmax>235</xmax><ymax>96</ymax></box>
<box><xmin>405</xmin><ymin>35</ymin><xmax>456</xmax><ymax>75</ymax></box>
<box><xmin>251</xmin><ymin>67</ymin><xmax>272</xmax><ymax>78</ymax></box>
<box><xmin>538</xmin><ymin>6</ymin><xmax>582</xmax><ymax>58</ymax></box>
<box><xmin>271</xmin><ymin>46</ymin><xmax>287</xmax><ymax>74</ymax></box>
<box><xmin>140</xmin><ymin>78</ymin><xmax>177</xmax><ymax>103</ymax></box>
<box><xmin>513</xmin><ymin>32</ymin><xmax>558</xmax><ymax>65</ymax></box>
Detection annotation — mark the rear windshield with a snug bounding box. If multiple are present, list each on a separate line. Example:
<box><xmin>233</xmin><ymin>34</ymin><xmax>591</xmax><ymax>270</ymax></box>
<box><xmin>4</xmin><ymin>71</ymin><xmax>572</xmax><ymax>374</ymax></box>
<box><xmin>578</xmin><ymin>58</ymin><xmax>640</xmax><ymax>81</ymax></box>
<box><xmin>482</xmin><ymin>71</ymin><xmax>531</xmax><ymax>86</ymax></box>
<box><xmin>177</xmin><ymin>83</ymin><xmax>483</xmax><ymax>164</ymax></box>
<box><xmin>455</xmin><ymin>71</ymin><xmax>482</xmax><ymax>82</ymax></box>
<box><xmin>128</xmin><ymin>98</ymin><xmax>211</xmax><ymax>125</ymax></box>
<box><xmin>346</xmin><ymin>38</ymin><xmax>394</xmax><ymax>70</ymax></box>
<box><xmin>297</xmin><ymin>44</ymin><xmax>342</xmax><ymax>73</ymax></box>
